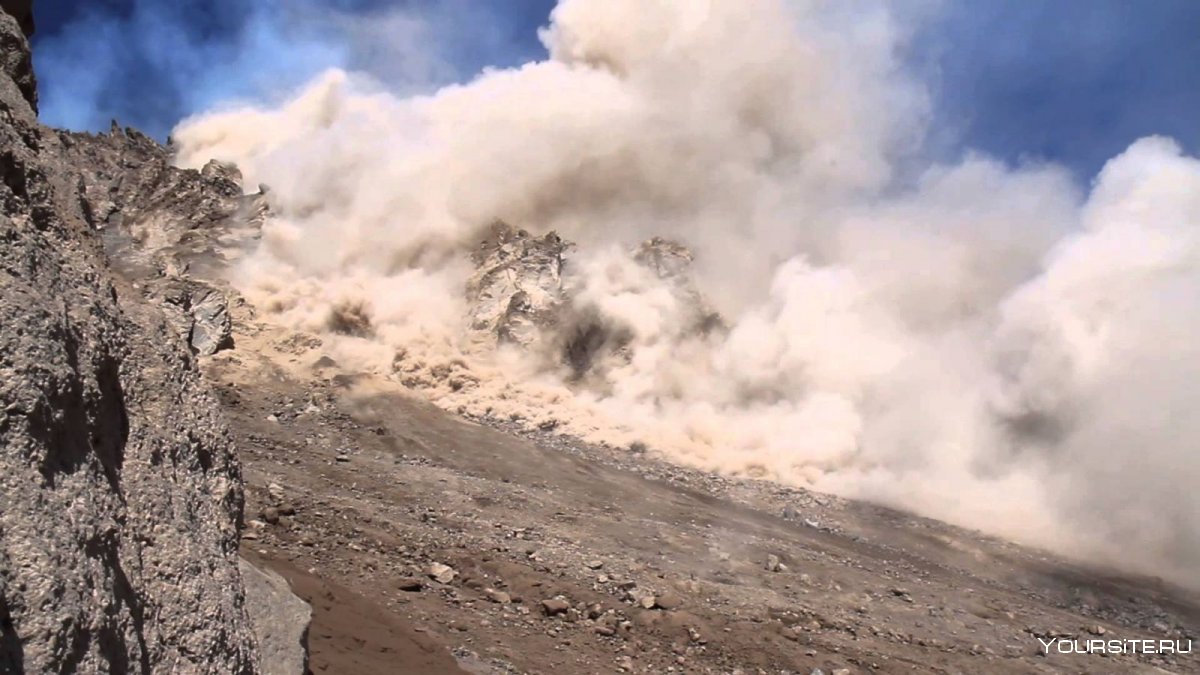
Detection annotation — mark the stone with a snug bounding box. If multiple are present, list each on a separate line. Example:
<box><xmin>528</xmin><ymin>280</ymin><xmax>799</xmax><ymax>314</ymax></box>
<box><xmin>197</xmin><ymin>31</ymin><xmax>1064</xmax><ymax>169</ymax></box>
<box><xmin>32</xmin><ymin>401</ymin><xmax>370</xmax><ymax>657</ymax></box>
<box><xmin>152</xmin><ymin>279</ymin><xmax>235</xmax><ymax>356</ymax></box>
<box><xmin>485</xmin><ymin>589</ymin><xmax>512</xmax><ymax>604</ymax></box>
<box><xmin>189</xmin><ymin>285</ymin><xmax>234</xmax><ymax>355</ymax></box>
<box><xmin>765</xmin><ymin>554</ymin><xmax>782</xmax><ymax>572</ymax></box>
<box><xmin>427</xmin><ymin>563</ymin><xmax>457</xmax><ymax>584</ymax></box>
<box><xmin>467</xmin><ymin>221</ymin><xmax>568</xmax><ymax>349</ymax></box>
<box><xmin>541</xmin><ymin>598</ymin><xmax>571</xmax><ymax>616</ymax></box>
<box><xmin>654</xmin><ymin>593</ymin><xmax>683</xmax><ymax>611</ymax></box>
<box><xmin>240</xmin><ymin>559</ymin><xmax>311</xmax><ymax>675</ymax></box>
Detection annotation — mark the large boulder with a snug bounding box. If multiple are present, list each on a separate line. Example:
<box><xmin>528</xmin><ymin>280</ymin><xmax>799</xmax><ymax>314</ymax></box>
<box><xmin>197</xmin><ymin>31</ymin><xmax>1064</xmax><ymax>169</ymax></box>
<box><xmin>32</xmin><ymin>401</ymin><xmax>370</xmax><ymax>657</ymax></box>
<box><xmin>0</xmin><ymin>7</ymin><xmax>260</xmax><ymax>673</ymax></box>
<box><xmin>151</xmin><ymin>278</ymin><xmax>235</xmax><ymax>357</ymax></box>
<box><xmin>466</xmin><ymin>221</ymin><xmax>570</xmax><ymax>348</ymax></box>
<box><xmin>463</xmin><ymin>223</ymin><xmax>722</xmax><ymax>379</ymax></box>
<box><xmin>632</xmin><ymin>236</ymin><xmax>723</xmax><ymax>336</ymax></box>
<box><xmin>239</xmin><ymin>559</ymin><xmax>311</xmax><ymax>675</ymax></box>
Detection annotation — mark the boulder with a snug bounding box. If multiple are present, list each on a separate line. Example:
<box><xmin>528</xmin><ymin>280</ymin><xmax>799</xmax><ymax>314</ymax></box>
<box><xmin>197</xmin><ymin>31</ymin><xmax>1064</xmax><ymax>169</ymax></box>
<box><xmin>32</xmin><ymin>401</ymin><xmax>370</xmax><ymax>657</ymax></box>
<box><xmin>152</xmin><ymin>278</ymin><xmax>235</xmax><ymax>356</ymax></box>
<box><xmin>466</xmin><ymin>221</ymin><xmax>569</xmax><ymax>348</ymax></box>
<box><xmin>239</xmin><ymin>560</ymin><xmax>311</xmax><ymax>675</ymax></box>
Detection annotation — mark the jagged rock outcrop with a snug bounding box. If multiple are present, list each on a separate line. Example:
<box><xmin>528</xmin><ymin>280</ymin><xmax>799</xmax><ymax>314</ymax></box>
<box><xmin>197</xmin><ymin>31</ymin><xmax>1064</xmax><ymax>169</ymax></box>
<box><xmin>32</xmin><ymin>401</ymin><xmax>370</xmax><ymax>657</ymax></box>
<box><xmin>0</xmin><ymin>1</ymin><xmax>31</xmax><ymax>36</ymax></box>
<box><xmin>0</xmin><ymin>7</ymin><xmax>262</xmax><ymax>673</ymax></box>
<box><xmin>51</xmin><ymin>122</ymin><xmax>270</xmax><ymax>356</ymax></box>
<box><xmin>466</xmin><ymin>221</ymin><xmax>570</xmax><ymax>347</ymax></box>
<box><xmin>464</xmin><ymin>222</ymin><xmax>722</xmax><ymax>378</ymax></box>
<box><xmin>59</xmin><ymin>123</ymin><xmax>267</xmax><ymax>264</ymax></box>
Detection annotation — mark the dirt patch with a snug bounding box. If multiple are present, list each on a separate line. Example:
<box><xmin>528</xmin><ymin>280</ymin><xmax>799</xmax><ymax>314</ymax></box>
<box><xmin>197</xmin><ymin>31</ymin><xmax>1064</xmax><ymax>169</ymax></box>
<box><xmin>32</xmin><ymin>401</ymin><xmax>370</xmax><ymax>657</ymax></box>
<box><xmin>205</xmin><ymin>325</ymin><xmax>1200</xmax><ymax>675</ymax></box>
<box><xmin>243</xmin><ymin>550</ymin><xmax>466</xmax><ymax>674</ymax></box>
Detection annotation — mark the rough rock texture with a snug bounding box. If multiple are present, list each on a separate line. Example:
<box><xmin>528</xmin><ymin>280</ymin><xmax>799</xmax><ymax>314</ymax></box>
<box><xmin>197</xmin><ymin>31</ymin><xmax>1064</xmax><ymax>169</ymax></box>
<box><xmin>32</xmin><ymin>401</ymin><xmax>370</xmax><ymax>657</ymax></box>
<box><xmin>0</xmin><ymin>8</ymin><xmax>260</xmax><ymax>673</ymax></box>
<box><xmin>0</xmin><ymin>1</ymin><xmax>31</xmax><ymax>36</ymax></box>
<box><xmin>466</xmin><ymin>221</ymin><xmax>569</xmax><ymax>347</ymax></box>
<box><xmin>239</xmin><ymin>559</ymin><xmax>311</xmax><ymax>675</ymax></box>
<box><xmin>58</xmin><ymin>124</ymin><xmax>267</xmax><ymax>264</ymax></box>
<box><xmin>0</xmin><ymin>1</ymin><xmax>33</xmax><ymax>109</ymax></box>
<box><xmin>52</xmin><ymin>123</ymin><xmax>269</xmax><ymax>356</ymax></box>
<box><xmin>463</xmin><ymin>222</ymin><xmax>721</xmax><ymax>380</ymax></box>
<box><xmin>150</xmin><ymin>277</ymin><xmax>234</xmax><ymax>356</ymax></box>
<box><xmin>464</xmin><ymin>222</ymin><xmax>722</xmax><ymax>378</ymax></box>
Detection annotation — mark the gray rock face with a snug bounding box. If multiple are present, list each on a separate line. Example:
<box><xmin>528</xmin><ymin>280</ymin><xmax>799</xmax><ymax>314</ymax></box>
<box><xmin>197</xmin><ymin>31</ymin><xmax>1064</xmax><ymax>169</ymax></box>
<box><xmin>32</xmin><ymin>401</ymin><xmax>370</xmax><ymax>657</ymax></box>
<box><xmin>466</xmin><ymin>221</ymin><xmax>570</xmax><ymax>348</ymax></box>
<box><xmin>151</xmin><ymin>278</ymin><xmax>235</xmax><ymax>356</ymax></box>
<box><xmin>0</xmin><ymin>8</ymin><xmax>260</xmax><ymax>674</ymax></box>
<box><xmin>59</xmin><ymin>122</ymin><xmax>267</xmax><ymax>255</ymax></box>
<box><xmin>51</xmin><ymin>110</ymin><xmax>272</xmax><ymax>358</ymax></box>
<box><xmin>239</xmin><ymin>559</ymin><xmax>311</xmax><ymax>675</ymax></box>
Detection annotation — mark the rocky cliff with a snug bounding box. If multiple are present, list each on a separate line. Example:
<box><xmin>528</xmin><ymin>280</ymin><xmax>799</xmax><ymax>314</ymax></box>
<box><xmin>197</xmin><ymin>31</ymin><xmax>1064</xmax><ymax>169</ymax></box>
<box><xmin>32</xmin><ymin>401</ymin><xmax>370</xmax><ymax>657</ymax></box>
<box><xmin>0</xmin><ymin>6</ymin><xmax>264</xmax><ymax>673</ymax></box>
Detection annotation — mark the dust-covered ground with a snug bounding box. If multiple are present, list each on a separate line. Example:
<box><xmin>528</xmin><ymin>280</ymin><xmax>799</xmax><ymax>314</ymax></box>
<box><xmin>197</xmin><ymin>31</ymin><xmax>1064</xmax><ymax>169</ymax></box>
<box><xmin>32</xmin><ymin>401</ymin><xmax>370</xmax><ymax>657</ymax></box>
<box><xmin>205</xmin><ymin>304</ymin><xmax>1199</xmax><ymax>675</ymax></box>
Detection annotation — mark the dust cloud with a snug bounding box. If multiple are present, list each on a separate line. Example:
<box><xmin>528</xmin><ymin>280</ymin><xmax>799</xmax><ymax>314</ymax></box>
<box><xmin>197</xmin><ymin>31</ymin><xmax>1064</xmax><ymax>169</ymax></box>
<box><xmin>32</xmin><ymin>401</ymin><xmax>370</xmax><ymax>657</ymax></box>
<box><xmin>173</xmin><ymin>0</ymin><xmax>1200</xmax><ymax>586</ymax></box>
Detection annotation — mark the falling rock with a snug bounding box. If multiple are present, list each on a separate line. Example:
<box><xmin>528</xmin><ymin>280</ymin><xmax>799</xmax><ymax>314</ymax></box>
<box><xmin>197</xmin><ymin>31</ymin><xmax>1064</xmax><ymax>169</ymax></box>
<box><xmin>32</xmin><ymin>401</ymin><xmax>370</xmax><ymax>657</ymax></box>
<box><xmin>632</xmin><ymin>237</ymin><xmax>723</xmax><ymax>335</ymax></box>
<box><xmin>201</xmin><ymin>158</ymin><xmax>244</xmax><ymax>185</ymax></box>
<box><xmin>467</xmin><ymin>221</ymin><xmax>569</xmax><ymax>348</ymax></box>
<box><xmin>239</xmin><ymin>558</ymin><xmax>312</xmax><ymax>675</ymax></box>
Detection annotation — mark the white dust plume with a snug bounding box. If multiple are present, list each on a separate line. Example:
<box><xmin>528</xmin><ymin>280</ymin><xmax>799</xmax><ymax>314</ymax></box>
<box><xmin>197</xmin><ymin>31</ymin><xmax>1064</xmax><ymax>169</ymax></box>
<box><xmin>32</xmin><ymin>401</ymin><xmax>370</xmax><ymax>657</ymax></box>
<box><xmin>173</xmin><ymin>0</ymin><xmax>1200</xmax><ymax>586</ymax></box>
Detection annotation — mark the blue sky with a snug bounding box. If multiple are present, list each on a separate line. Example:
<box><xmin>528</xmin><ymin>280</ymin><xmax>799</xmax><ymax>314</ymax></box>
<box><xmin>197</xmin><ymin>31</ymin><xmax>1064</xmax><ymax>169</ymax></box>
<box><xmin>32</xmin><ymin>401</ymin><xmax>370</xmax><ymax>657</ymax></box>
<box><xmin>29</xmin><ymin>0</ymin><xmax>1200</xmax><ymax>180</ymax></box>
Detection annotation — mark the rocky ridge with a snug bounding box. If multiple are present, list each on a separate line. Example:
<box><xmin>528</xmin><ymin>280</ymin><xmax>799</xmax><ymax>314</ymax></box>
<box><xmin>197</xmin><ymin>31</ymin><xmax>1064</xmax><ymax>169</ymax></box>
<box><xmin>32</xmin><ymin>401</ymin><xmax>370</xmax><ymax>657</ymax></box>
<box><xmin>0</xmin><ymin>5</ymin><xmax>299</xmax><ymax>673</ymax></box>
